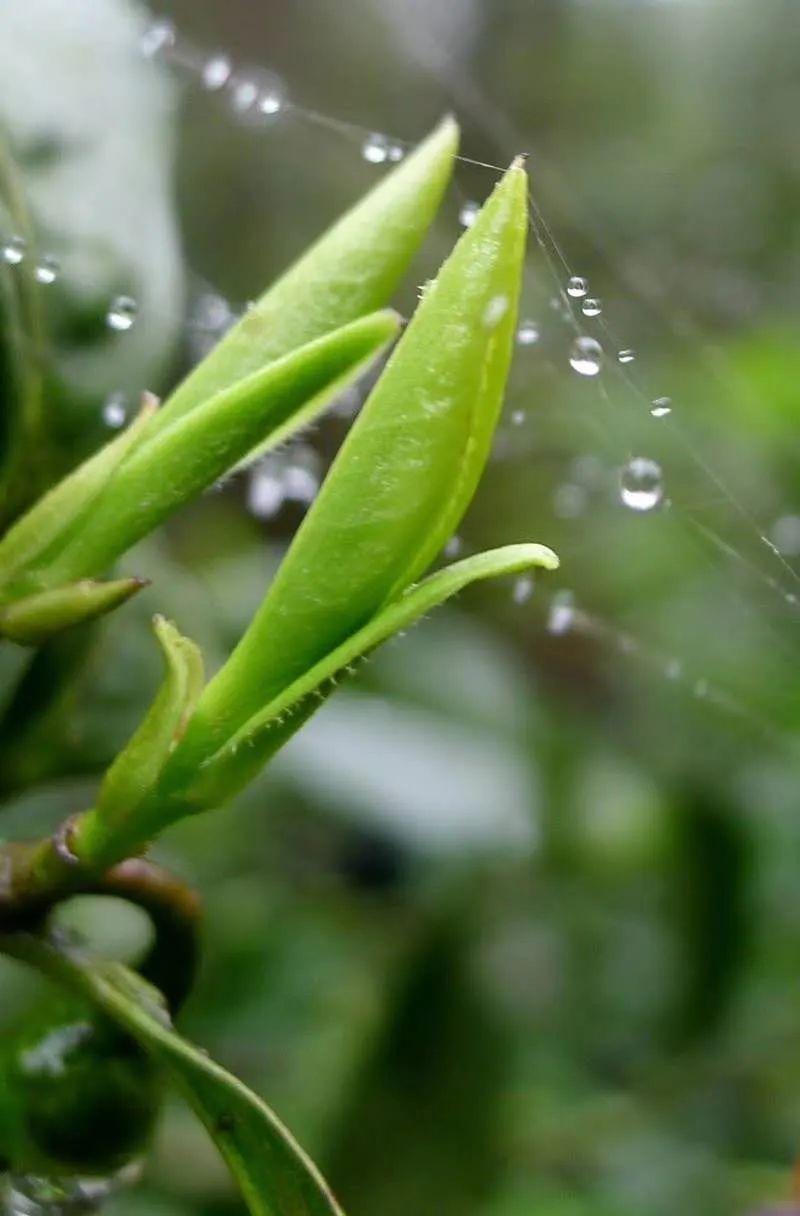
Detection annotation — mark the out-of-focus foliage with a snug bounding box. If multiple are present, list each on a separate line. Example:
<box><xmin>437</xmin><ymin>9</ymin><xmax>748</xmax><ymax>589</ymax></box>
<box><xmin>2</xmin><ymin>0</ymin><xmax>800</xmax><ymax>1214</ymax></box>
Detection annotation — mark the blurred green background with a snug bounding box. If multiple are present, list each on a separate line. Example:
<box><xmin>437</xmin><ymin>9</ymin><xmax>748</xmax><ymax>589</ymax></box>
<box><xmin>2</xmin><ymin>0</ymin><xmax>800</xmax><ymax>1213</ymax></box>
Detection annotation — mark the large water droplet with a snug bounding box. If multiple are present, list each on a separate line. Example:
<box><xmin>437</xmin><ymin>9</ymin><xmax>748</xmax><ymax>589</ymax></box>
<box><xmin>619</xmin><ymin>457</ymin><xmax>663</xmax><ymax>512</ymax></box>
<box><xmin>650</xmin><ymin>396</ymin><xmax>672</xmax><ymax>418</ymax></box>
<box><xmin>106</xmin><ymin>295</ymin><xmax>138</xmax><ymax>333</ymax></box>
<box><xmin>547</xmin><ymin>591</ymin><xmax>576</xmax><ymax>635</ymax></box>
<box><xmin>581</xmin><ymin>297</ymin><xmax>602</xmax><ymax>318</ymax></box>
<box><xmin>516</xmin><ymin>320</ymin><xmax>540</xmax><ymax>346</ymax></box>
<box><xmin>569</xmin><ymin>336</ymin><xmax>603</xmax><ymax>377</ymax></box>
<box><xmin>459</xmin><ymin>200</ymin><xmax>480</xmax><ymax>228</ymax></box>
<box><xmin>617</xmin><ymin>348</ymin><xmax>636</xmax><ymax>364</ymax></box>
<box><xmin>201</xmin><ymin>55</ymin><xmax>232</xmax><ymax>90</ymax></box>
<box><xmin>248</xmin><ymin>464</ymin><xmax>285</xmax><ymax>520</ymax></box>
<box><xmin>512</xmin><ymin>574</ymin><xmax>535</xmax><ymax>604</ymax></box>
<box><xmin>140</xmin><ymin>19</ymin><xmax>175</xmax><ymax>58</ymax></box>
<box><xmin>2</xmin><ymin>235</ymin><xmax>26</xmax><ymax>265</ymax></box>
<box><xmin>102</xmin><ymin>393</ymin><xmax>127</xmax><ymax>428</ymax></box>
<box><xmin>771</xmin><ymin>514</ymin><xmax>800</xmax><ymax>557</ymax></box>
<box><xmin>566</xmin><ymin>275</ymin><xmax>587</xmax><ymax>299</ymax></box>
<box><xmin>34</xmin><ymin>254</ymin><xmax>60</xmax><ymax>285</ymax></box>
<box><xmin>553</xmin><ymin>483</ymin><xmax>587</xmax><ymax>519</ymax></box>
<box><xmin>362</xmin><ymin>133</ymin><xmax>390</xmax><ymax>164</ymax></box>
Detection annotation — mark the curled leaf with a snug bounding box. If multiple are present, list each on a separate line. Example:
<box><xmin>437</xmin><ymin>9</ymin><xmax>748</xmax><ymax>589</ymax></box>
<box><xmin>0</xmin><ymin>576</ymin><xmax>147</xmax><ymax>646</ymax></box>
<box><xmin>75</xmin><ymin>618</ymin><xmax>204</xmax><ymax>867</ymax></box>
<box><xmin>2</xmin><ymin>931</ymin><xmax>345</xmax><ymax>1216</ymax></box>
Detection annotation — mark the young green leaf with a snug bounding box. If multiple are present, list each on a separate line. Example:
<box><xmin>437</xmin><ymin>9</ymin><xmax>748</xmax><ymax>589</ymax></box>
<box><xmin>2</xmin><ymin>931</ymin><xmax>346</xmax><ymax>1216</ymax></box>
<box><xmin>91</xmin><ymin>617</ymin><xmax>204</xmax><ymax>843</ymax></box>
<box><xmin>179</xmin><ymin>160</ymin><xmax>529</xmax><ymax>763</ymax></box>
<box><xmin>153</xmin><ymin>116</ymin><xmax>459</xmax><ymax>432</ymax></box>
<box><xmin>179</xmin><ymin>544</ymin><xmax>558</xmax><ymax>815</ymax></box>
<box><xmin>16</xmin><ymin>311</ymin><xmax>399</xmax><ymax>592</ymax></box>
<box><xmin>0</xmin><ymin>396</ymin><xmax>157</xmax><ymax>597</ymax></box>
<box><xmin>0</xmin><ymin>576</ymin><xmax>148</xmax><ymax>645</ymax></box>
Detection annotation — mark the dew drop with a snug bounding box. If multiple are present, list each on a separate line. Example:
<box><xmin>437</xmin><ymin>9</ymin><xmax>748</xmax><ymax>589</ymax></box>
<box><xmin>547</xmin><ymin>591</ymin><xmax>576</xmax><ymax>636</ymax></box>
<box><xmin>444</xmin><ymin>535</ymin><xmax>464</xmax><ymax>559</ymax></box>
<box><xmin>664</xmin><ymin>657</ymin><xmax>683</xmax><ymax>680</ymax></box>
<box><xmin>248</xmin><ymin>465</ymin><xmax>285</xmax><ymax>520</ymax></box>
<box><xmin>140</xmin><ymin>19</ymin><xmax>175</xmax><ymax>58</ymax></box>
<box><xmin>362</xmin><ymin>133</ymin><xmax>390</xmax><ymax>164</ymax></box>
<box><xmin>229</xmin><ymin>78</ymin><xmax>259</xmax><ymax>114</ymax></box>
<box><xmin>258</xmin><ymin>88</ymin><xmax>285</xmax><ymax>118</ymax></box>
<box><xmin>512</xmin><ymin>574</ymin><xmax>535</xmax><ymax>604</ymax></box>
<box><xmin>459</xmin><ymin>200</ymin><xmax>480</xmax><ymax>228</ymax></box>
<box><xmin>650</xmin><ymin>396</ymin><xmax>672</xmax><ymax>418</ymax></box>
<box><xmin>106</xmin><ymin>295</ymin><xmax>138</xmax><ymax>333</ymax></box>
<box><xmin>581</xmin><ymin>297</ymin><xmax>602</xmax><ymax>318</ymax></box>
<box><xmin>483</xmin><ymin>294</ymin><xmax>509</xmax><ymax>328</ymax></box>
<box><xmin>34</xmin><ymin>254</ymin><xmax>60</xmax><ymax>285</ymax></box>
<box><xmin>566</xmin><ymin>275</ymin><xmax>588</xmax><ymax>299</ymax></box>
<box><xmin>553</xmin><ymin>483</ymin><xmax>587</xmax><ymax>519</ymax></box>
<box><xmin>617</xmin><ymin>348</ymin><xmax>636</xmax><ymax>364</ymax></box>
<box><xmin>2</xmin><ymin>235</ymin><xmax>26</xmax><ymax>265</ymax></box>
<box><xmin>283</xmin><ymin>464</ymin><xmax>319</xmax><ymax>506</ymax></box>
<box><xmin>102</xmin><ymin>393</ymin><xmax>127</xmax><ymax>429</ymax></box>
<box><xmin>619</xmin><ymin>457</ymin><xmax>663</xmax><ymax>512</ymax></box>
<box><xmin>516</xmin><ymin>320</ymin><xmax>540</xmax><ymax>346</ymax></box>
<box><xmin>201</xmin><ymin>55</ymin><xmax>232</xmax><ymax>91</ymax></box>
<box><xmin>770</xmin><ymin>514</ymin><xmax>800</xmax><ymax>557</ymax></box>
<box><xmin>510</xmin><ymin>409</ymin><xmax>526</xmax><ymax>427</ymax></box>
<box><xmin>569</xmin><ymin>336</ymin><xmax>603</xmax><ymax>377</ymax></box>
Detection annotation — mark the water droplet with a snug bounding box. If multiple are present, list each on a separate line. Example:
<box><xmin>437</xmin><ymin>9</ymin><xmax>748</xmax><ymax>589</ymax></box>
<box><xmin>362</xmin><ymin>133</ymin><xmax>390</xmax><ymax>164</ymax></box>
<box><xmin>34</xmin><ymin>254</ymin><xmax>60</xmax><ymax>285</ymax></box>
<box><xmin>283</xmin><ymin>464</ymin><xmax>319</xmax><ymax>505</ymax></box>
<box><xmin>581</xmin><ymin>297</ymin><xmax>602</xmax><ymax>317</ymax></box>
<box><xmin>248</xmin><ymin>465</ymin><xmax>285</xmax><ymax>520</ymax></box>
<box><xmin>258</xmin><ymin>88</ymin><xmax>285</xmax><ymax>118</ymax></box>
<box><xmin>512</xmin><ymin>574</ymin><xmax>535</xmax><ymax>604</ymax></box>
<box><xmin>617</xmin><ymin>348</ymin><xmax>636</xmax><ymax>364</ymax></box>
<box><xmin>664</xmin><ymin>657</ymin><xmax>683</xmax><ymax>680</ymax></box>
<box><xmin>770</xmin><ymin>514</ymin><xmax>800</xmax><ymax>557</ymax></box>
<box><xmin>229</xmin><ymin>78</ymin><xmax>259</xmax><ymax>113</ymax></box>
<box><xmin>459</xmin><ymin>200</ymin><xmax>480</xmax><ymax>228</ymax></box>
<box><xmin>102</xmin><ymin>393</ymin><xmax>127</xmax><ymax>428</ymax></box>
<box><xmin>444</xmin><ymin>535</ymin><xmax>464</xmax><ymax>559</ymax></box>
<box><xmin>547</xmin><ymin>591</ymin><xmax>576</xmax><ymax>635</ymax></box>
<box><xmin>106</xmin><ymin>295</ymin><xmax>138</xmax><ymax>333</ymax></box>
<box><xmin>516</xmin><ymin>320</ymin><xmax>540</xmax><ymax>346</ymax></box>
<box><xmin>2</xmin><ymin>235</ymin><xmax>26</xmax><ymax>265</ymax></box>
<box><xmin>201</xmin><ymin>55</ymin><xmax>232</xmax><ymax>90</ymax></box>
<box><xmin>619</xmin><ymin>457</ymin><xmax>663</xmax><ymax>512</ymax></box>
<box><xmin>650</xmin><ymin>396</ymin><xmax>672</xmax><ymax>418</ymax></box>
<box><xmin>510</xmin><ymin>409</ymin><xmax>526</xmax><ymax>426</ymax></box>
<box><xmin>387</xmin><ymin>142</ymin><xmax>405</xmax><ymax>162</ymax></box>
<box><xmin>566</xmin><ymin>275</ymin><xmax>587</xmax><ymax>299</ymax></box>
<box><xmin>140</xmin><ymin>19</ymin><xmax>175</xmax><ymax>58</ymax></box>
<box><xmin>569</xmin><ymin>336</ymin><xmax>603</xmax><ymax>377</ymax></box>
<box><xmin>483</xmin><ymin>294</ymin><xmax>509</xmax><ymax>328</ymax></box>
<box><xmin>553</xmin><ymin>483</ymin><xmax>587</xmax><ymax>519</ymax></box>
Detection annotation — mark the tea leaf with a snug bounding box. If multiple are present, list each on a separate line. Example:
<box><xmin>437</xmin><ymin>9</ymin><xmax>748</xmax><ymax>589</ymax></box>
<box><xmin>0</xmin><ymin>396</ymin><xmax>157</xmax><ymax>596</ymax></box>
<box><xmin>91</xmin><ymin>617</ymin><xmax>204</xmax><ymax>842</ymax></box>
<box><xmin>0</xmin><ymin>576</ymin><xmax>147</xmax><ymax>645</ymax></box>
<box><xmin>181</xmin><ymin>544</ymin><xmax>558</xmax><ymax>813</ymax></box>
<box><xmin>154</xmin><ymin>116</ymin><xmax>459</xmax><ymax>432</ymax></box>
<box><xmin>18</xmin><ymin>311</ymin><xmax>399</xmax><ymax>591</ymax></box>
<box><xmin>180</xmin><ymin>161</ymin><xmax>529</xmax><ymax>761</ymax></box>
